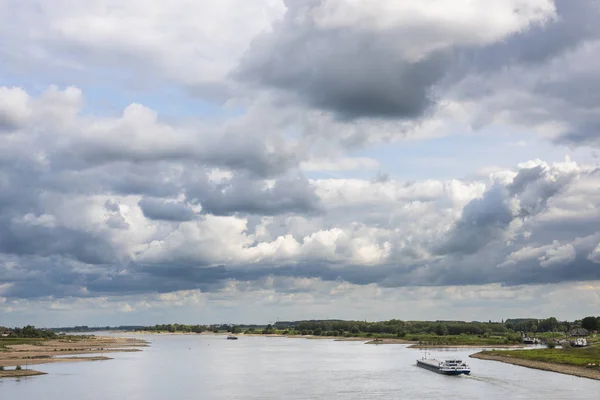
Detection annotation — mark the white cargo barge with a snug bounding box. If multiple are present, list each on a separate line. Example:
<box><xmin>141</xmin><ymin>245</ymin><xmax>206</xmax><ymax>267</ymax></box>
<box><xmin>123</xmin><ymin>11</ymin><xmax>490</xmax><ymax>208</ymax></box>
<box><xmin>416</xmin><ymin>357</ymin><xmax>471</xmax><ymax>375</ymax></box>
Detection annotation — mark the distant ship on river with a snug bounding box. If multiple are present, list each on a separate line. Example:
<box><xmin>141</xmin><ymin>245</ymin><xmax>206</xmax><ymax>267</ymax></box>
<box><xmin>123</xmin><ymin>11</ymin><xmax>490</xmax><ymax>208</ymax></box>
<box><xmin>416</xmin><ymin>355</ymin><xmax>471</xmax><ymax>375</ymax></box>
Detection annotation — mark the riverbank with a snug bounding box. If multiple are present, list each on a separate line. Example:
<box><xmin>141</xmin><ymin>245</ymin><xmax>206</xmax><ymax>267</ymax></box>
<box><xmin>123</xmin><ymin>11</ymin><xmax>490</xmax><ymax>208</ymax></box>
<box><xmin>0</xmin><ymin>369</ymin><xmax>47</xmax><ymax>378</ymax></box>
<box><xmin>410</xmin><ymin>344</ymin><xmax>525</xmax><ymax>349</ymax></box>
<box><xmin>128</xmin><ymin>331</ymin><xmax>524</xmax><ymax>348</ymax></box>
<box><xmin>0</xmin><ymin>336</ymin><xmax>146</xmax><ymax>370</ymax></box>
<box><xmin>471</xmin><ymin>351</ymin><xmax>600</xmax><ymax>381</ymax></box>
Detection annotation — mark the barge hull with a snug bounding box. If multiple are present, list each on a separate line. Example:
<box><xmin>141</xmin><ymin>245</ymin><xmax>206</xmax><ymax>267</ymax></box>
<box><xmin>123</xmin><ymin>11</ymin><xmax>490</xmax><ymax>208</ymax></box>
<box><xmin>416</xmin><ymin>360</ymin><xmax>470</xmax><ymax>375</ymax></box>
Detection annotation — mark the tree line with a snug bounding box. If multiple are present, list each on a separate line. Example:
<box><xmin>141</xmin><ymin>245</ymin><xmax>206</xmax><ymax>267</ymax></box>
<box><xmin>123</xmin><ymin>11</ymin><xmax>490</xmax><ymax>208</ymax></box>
<box><xmin>133</xmin><ymin>316</ymin><xmax>599</xmax><ymax>337</ymax></box>
<box><xmin>1</xmin><ymin>325</ymin><xmax>56</xmax><ymax>338</ymax></box>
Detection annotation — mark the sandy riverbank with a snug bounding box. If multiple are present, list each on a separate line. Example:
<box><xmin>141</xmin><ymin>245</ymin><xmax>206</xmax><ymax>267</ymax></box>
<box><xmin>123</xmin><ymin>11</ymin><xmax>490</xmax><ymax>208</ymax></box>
<box><xmin>0</xmin><ymin>369</ymin><xmax>47</xmax><ymax>378</ymax></box>
<box><xmin>470</xmin><ymin>352</ymin><xmax>600</xmax><ymax>381</ymax></box>
<box><xmin>0</xmin><ymin>336</ymin><xmax>146</xmax><ymax>369</ymax></box>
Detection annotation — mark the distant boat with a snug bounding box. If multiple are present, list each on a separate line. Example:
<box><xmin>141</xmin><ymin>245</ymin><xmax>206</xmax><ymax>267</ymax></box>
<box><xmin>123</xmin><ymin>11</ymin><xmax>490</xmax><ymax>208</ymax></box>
<box><xmin>417</xmin><ymin>355</ymin><xmax>470</xmax><ymax>375</ymax></box>
<box><xmin>226</xmin><ymin>335</ymin><xmax>238</xmax><ymax>340</ymax></box>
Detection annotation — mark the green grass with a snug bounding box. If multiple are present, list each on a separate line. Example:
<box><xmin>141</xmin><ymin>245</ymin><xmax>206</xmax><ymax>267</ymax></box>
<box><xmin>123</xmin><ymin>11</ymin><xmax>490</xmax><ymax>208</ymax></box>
<box><xmin>482</xmin><ymin>344</ymin><xmax>600</xmax><ymax>367</ymax></box>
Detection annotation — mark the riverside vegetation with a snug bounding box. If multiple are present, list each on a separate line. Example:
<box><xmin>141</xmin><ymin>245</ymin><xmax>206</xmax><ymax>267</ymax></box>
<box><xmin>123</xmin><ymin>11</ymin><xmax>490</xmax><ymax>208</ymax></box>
<box><xmin>134</xmin><ymin>316</ymin><xmax>599</xmax><ymax>347</ymax></box>
<box><xmin>471</xmin><ymin>343</ymin><xmax>600</xmax><ymax>381</ymax></box>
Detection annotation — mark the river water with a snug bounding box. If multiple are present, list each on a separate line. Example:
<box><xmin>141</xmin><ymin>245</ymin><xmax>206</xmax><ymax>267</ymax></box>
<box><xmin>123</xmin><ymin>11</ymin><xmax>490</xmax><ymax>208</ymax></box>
<box><xmin>1</xmin><ymin>333</ymin><xmax>598</xmax><ymax>399</ymax></box>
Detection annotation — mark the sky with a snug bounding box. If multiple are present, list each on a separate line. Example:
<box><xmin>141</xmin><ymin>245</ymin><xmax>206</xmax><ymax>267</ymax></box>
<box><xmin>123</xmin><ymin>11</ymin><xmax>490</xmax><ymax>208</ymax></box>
<box><xmin>1</xmin><ymin>0</ymin><xmax>600</xmax><ymax>327</ymax></box>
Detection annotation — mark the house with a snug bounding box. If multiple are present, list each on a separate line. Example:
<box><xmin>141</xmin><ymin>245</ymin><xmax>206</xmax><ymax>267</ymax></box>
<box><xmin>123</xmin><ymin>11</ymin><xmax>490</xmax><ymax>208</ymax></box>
<box><xmin>569</xmin><ymin>328</ymin><xmax>589</xmax><ymax>337</ymax></box>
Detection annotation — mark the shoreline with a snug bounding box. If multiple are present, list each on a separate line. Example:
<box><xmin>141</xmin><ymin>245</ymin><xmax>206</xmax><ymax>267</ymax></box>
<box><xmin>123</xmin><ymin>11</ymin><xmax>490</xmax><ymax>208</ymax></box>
<box><xmin>470</xmin><ymin>352</ymin><xmax>600</xmax><ymax>381</ymax></box>
<box><xmin>409</xmin><ymin>344</ymin><xmax>526</xmax><ymax>349</ymax></box>
<box><xmin>0</xmin><ymin>336</ymin><xmax>147</xmax><ymax>373</ymax></box>
<box><xmin>0</xmin><ymin>369</ymin><xmax>47</xmax><ymax>378</ymax></box>
<box><xmin>124</xmin><ymin>331</ymin><xmax>526</xmax><ymax>348</ymax></box>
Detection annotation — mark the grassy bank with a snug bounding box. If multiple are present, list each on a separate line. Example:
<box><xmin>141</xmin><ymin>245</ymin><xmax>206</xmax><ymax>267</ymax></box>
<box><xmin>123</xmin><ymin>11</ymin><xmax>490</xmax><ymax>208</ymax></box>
<box><xmin>475</xmin><ymin>345</ymin><xmax>600</xmax><ymax>367</ymax></box>
<box><xmin>471</xmin><ymin>345</ymin><xmax>600</xmax><ymax>381</ymax></box>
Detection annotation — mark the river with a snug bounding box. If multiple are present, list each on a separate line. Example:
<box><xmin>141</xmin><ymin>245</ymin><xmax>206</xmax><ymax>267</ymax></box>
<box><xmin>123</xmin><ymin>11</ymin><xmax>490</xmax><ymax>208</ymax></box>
<box><xmin>1</xmin><ymin>333</ymin><xmax>598</xmax><ymax>399</ymax></box>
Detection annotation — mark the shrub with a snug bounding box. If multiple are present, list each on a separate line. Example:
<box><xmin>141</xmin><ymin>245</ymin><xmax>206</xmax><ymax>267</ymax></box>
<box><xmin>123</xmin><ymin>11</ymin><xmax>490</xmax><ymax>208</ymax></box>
<box><xmin>15</xmin><ymin>365</ymin><xmax>22</xmax><ymax>370</ymax></box>
<box><xmin>0</xmin><ymin>366</ymin><xmax>4</xmax><ymax>371</ymax></box>
<box><xmin>547</xmin><ymin>341</ymin><xmax>556</xmax><ymax>349</ymax></box>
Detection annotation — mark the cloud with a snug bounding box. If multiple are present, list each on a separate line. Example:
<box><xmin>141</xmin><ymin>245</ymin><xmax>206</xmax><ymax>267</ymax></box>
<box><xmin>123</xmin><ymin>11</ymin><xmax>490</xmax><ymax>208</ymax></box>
<box><xmin>236</xmin><ymin>0</ymin><xmax>555</xmax><ymax>120</ymax></box>
<box><xmin>435</xmin><ymin>185</ymin><xmax>516</xmax><ymax>255</ymax></box>
<box><xmin>3</xmin><ymin>1</ymin><xmax>600</xmax><ymax>324</ymax></box>
<box><xmin>448</xmin><ymin>1</ymin><xmax>600</xmax><ymax>147</ymax></box>
<box><xmin>0</xmin><ymin>87</ymin><xmax>31</xmax><ymax>131</ymax></box>
<box><xmin>589</xmin><ymin>243</ymin><xmax>600</xmax><ymax>264</ymax></box>
<box><xmin>188</xmin><ymin>173</ymin><xmax>321</xmax><ymax>216</ymax></box>
<box><xmin>138</xmin><ymin>198</ymin><xmax>197</xmax><ymax>222</ymax></box>
<box><xmin>0</xmin><ymin>0</ymin><xmax>284</xmax><ymax>96</ymax></box>
<box><xmin>2</xmin><ymin>148</ymin><xmax>599</xmax><ymax>302</ymax></box>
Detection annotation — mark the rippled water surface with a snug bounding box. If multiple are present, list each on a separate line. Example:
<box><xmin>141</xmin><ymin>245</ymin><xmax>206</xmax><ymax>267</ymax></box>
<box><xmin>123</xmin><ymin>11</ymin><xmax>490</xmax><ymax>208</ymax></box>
<box><xmin>1</xmin><ymin>334</ymin><xmax>598</xmax><ymax>399</ymax></box>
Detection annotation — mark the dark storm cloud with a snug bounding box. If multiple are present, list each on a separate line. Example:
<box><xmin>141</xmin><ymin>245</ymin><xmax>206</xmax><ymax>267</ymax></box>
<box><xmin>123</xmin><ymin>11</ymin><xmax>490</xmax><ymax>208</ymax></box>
<box><xmin>237</xmin><ymin>0</ymin><xmax>600</xmax><ymax>151</ymax></box>
<box><xmin>0</xmin><ymin>217</ymin><xmax>117</xmax><ymax>265</ymax></box>
<box><xmin>138</xmin><ymin>198</ymin><xmax>197</xmax><ymax>222</ymax></box>
<box><xmin>236</xmin><ymin>0</ymin><xmax>448</xmax><ymax>120</ymax></box>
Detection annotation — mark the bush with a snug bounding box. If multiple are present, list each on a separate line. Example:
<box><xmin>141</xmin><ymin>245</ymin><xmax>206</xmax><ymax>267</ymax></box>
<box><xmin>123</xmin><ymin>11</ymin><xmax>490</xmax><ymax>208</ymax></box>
<box><xmin>397</xmin><ymin>331</ymin><xmax>406</xmax><ymax>338</ymax></box>
<box><xmin>562</xmin><ymin>341</ymin><xmax>572</xmax><ymax>350</ymax></box>
<box><xmin>0</xmin><ymin>366</ymin><xmax>4</xmax><ymax>371</ymax></box>
<box><xmin>16</xmin><ymin>365</ymin><xmax>22</xmax><ymax>371</ymax></box>
<box><xmin>547</xmin><ymin>340</ymin><xmax>556</xmax><ymax>349</ymax></box>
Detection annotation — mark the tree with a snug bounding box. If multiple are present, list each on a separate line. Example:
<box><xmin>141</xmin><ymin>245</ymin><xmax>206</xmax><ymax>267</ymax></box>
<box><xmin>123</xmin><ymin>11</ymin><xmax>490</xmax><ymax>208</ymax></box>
<box><xmin>262</xmin><ymin>324</ymin><xmax>275</xmax><ymax>334</ymax></box>
<box><xmin>434</xmin><ymin>324</ymin><xmax>448</xmax><ymax>336</ymax></box>
<box><xmin>581</xmin><ymin>316</ymin><xmax>598</xmax><ymax>331</ymax></box>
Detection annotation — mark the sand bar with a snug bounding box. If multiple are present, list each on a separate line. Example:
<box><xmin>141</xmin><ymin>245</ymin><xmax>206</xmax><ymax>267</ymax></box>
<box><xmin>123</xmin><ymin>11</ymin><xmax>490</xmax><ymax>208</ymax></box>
<box><xmin>0</xmin><ymin>336</ymin><xmax>147</xmax><ymax>369</ymax></box>
<box><xmin>0</xmin><ymin>369</ymin><xmax>47</xmax><ymax>378</ymax></box>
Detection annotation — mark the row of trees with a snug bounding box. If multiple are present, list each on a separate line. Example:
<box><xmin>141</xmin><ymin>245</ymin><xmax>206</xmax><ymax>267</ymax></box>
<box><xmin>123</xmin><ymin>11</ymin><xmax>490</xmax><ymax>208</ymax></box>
<box><xmin>2</xmin><ymin>325</ymin><xmax>56</xmax><ymax>338</ymax></box>
<box><xmin>276</xmin><ymin>319</ymin><xmax>507</xmax><ymax>336</ymax></box>
<box><xmin>276</xmin><ymin>317</ymin><xmax>598</xmax><ymax>336</ymax></box>
<box><xmin>131</xmin><ymin>316</ymin><xmax>599</xmax><ymax>337</ymax></box>
<box><xmin>581</xmin><ymin>316</ymin><xmax>600</xmax><ymax>331</ymax></box>
<box><xmin>139</xmin><ymin>324</ymin><xmax>209</xmax><ymax>333</ymax></box>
